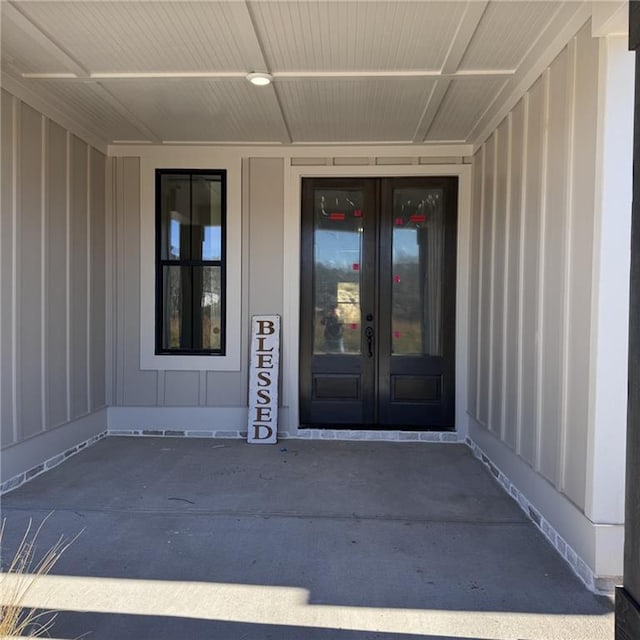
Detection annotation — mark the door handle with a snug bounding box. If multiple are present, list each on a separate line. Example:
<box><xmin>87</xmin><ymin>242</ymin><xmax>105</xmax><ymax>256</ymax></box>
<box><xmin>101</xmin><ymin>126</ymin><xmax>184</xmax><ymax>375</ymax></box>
<box><xmin>365</xmin><ymin>326</ymin><xmax>374</xmax><ymax>358</ymax></box>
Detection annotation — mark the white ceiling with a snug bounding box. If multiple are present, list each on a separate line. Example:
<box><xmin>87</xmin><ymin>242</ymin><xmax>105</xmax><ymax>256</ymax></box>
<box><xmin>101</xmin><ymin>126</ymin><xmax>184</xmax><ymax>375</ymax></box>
<box><xmin>1</xmin><ymin>1</ymin><xmax>595</xmax><ymax>148</ymax></box>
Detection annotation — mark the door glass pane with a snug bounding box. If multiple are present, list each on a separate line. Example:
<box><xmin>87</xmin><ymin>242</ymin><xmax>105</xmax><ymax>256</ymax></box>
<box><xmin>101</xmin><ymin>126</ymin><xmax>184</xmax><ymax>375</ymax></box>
<box><xmin>313</xmin><ymin>189</ymin><xmax>363</xmax><ymax>354</ymax></box>
<box><xmin>192</xmin><ymin>175</ymin><xmax>223</xmax><ymax>260</ymax></box>
<box><xmin>160</xmin><ymin>174</ymin><xmax>191</xmax><ymax>260</ymax></box>
<box><xmin>391</xmin><ymin>188</ymin><xmax>444</xmax><ymax>356</ymax></box>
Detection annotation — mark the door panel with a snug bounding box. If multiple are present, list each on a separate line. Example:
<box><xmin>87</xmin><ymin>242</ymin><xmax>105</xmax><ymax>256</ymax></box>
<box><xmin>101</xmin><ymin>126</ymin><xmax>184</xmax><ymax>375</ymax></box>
<box><xmin>377</xmin><ymin>178</ymin><xmax>457</xmax><ymax>427</ymax></box>
<box><xmin>300</xmin><ymin>179</ymin><xmax>377</xmax><ymax>426</ymax></box>
<box><xmin>300</xmin><ymin>176</ymin><xmax>457</xmax><ymax>429</ymax></box>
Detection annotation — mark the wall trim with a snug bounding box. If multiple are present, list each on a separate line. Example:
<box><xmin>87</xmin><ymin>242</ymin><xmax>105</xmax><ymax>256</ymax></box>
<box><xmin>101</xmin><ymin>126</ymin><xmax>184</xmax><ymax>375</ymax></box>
<box><xmin>467</xmin><ymin>416</ymin><xmax>622</xmax><ymax>592</ymax></box>
<box><xmin>108</xmin><ymin>406</ymin><xmax>248</xmax><ymax>430</ymax></box>
<box><xmin>137</xmin><ymin>151</ymin><xmax>243</xmax><ymax>371</ymax></box>
<box><xmin>0</xmin><ymin>431</ymin><xmax>107</xmax><ymax>495</ymax></box>
<box><xmin>0</xmin><ymin>408</ymin><xmax>108</xmax><ymax>491</ymax></box>
<box><xmin>107</xmin><ymin>426</ymin><xmax>464</xmax><ymax>444</ymax></box>
<box><xmin>108</xmin><ymin>144</ymin><xmax>473</xmax><ymax>159</ymax></box>
<box><xmin>283</xmin><ymin>161</ymin><xmax>472</xmax><ymax>435</ymax></box>
<box><xmin>107</xmin><ymin>406</ymin><xmax>465</xmax><ymax>443</ymax></box>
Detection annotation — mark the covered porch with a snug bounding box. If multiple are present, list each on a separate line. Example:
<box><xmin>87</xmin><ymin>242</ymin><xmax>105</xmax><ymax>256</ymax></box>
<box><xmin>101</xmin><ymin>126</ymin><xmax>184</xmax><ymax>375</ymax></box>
<box><xmin>1</xmin><ymin>436</ymin><xmax>612</xmax><ymax>639</ymax></box>
<box><xmin>1</xmin><ymin>1</ymin><xmax>637</xmax><ymax>637</ymax></box>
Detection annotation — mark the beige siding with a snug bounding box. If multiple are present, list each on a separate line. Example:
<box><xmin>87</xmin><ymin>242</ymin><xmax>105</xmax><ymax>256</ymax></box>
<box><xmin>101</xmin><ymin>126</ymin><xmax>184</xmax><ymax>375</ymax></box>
<box><xmin>539</xmin><ymin>46</ymin><xmax>569</xmax><ymax>483</ymax></box>
<box><xmin>477</xmin><ymin>134</ymin><xmax>494</xmax><ymax>426</ymax></box>
<box><xmin>113</xmin><ymin>157</ymin><xmax>158</xmax><ymax>406</ymax></box>
<box><xmin>248</xmin><ymin>158</ymin><xmax>285</xmax><ymax>316</ymax></box>
<box><xmin>112</xmin><ymin>156</ymin><xmax>286</xmax><ymax>408</ymax></box>
<box><xmin>70</xmin><ymin>136</ymin><xmax>89</xmax><ymax>419</ymax></box>
<box><xmin>468</xmin><ymin>24</ymin><xmax>598</xmax><ymax>511</ymax></box>
<box><xmin>0</xmin><ymin>89</ymin><xmax>107</xmax><ymax>455</ymax></box>
<box><xmin>491</xmin><ymin>118</ymin><xmax>509</xmax><ymax>438</ymax></box>
<box><xmin>519</xmin><ymin>76</ymin><xmax>545</xmax><ymax>468</ymax></box>
<box><xmin>90</xmin><ymin>148</ymin><xmax>107</xmax><ymax>410</ymax></box>
<box><xmin>1</xmin><ymin>90</ymin><xmax>16</xmax><ymax>445</ymax></box>
<box><xmin>205</xmin><ymin>371</ymin><xmax>245</xmax><ymax>407</ymax></box>
<box><xmin>467</xmin><ymin>149</ymin><xmax>483</xmax><ymax>418</ymax></box>
<box><xmin>563</xmin><ymin>26</ymin><xmax>599</xmax><ymax>508</ymax></box>
<box><xmin>46</xmin><ymin>121</ymin><xmax>69</xmax><ymax>428</ymax></box>
<box><xmin>19</xmin><ymin>103</ymin><xmax>43</xmax><ymax>438</ymax></box>
<box><xmin>504</xmin><ymin>100</ymin><xmax>525</xmax><ymax>451</ymax></box>
<box><xmin>164</xmin><ymin>371</ymin><xmax>200</xmax><ymax>406</ymax></box>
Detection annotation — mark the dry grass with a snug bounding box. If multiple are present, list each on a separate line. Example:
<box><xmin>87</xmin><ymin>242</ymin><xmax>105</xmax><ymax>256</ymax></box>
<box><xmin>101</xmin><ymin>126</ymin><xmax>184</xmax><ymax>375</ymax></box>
<box><xmin>0</xmin><ymin>514</ymin><xmax>81</xmax><ymax>638</ymax></box>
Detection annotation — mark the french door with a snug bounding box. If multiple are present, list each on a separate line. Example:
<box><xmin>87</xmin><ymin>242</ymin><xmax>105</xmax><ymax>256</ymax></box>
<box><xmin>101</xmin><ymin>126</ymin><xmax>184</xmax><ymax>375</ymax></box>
<box><xmin>299</xmin><ymin>176</ymin><xmax>457</xmax><ymax>429</ymax></box>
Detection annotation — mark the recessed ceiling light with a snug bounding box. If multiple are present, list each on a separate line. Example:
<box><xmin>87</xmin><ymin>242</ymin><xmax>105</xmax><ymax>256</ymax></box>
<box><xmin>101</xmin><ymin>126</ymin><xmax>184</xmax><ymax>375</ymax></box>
<box><xmin>246</xmin><ymin>72</ymin><xmax>273</xmax><ymax>86</ymax></box>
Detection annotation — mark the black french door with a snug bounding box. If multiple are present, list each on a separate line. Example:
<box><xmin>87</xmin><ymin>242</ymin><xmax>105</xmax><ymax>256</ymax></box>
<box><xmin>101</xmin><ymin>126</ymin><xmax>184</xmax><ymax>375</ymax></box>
<box><xmin>300</xmin><ymin>176</ymin><xmax>457</xmax><ymax>429</ymax></box>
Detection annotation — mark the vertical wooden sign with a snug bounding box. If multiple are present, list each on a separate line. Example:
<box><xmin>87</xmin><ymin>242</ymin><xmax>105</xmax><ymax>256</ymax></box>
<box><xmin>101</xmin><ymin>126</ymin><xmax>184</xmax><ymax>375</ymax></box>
<box><xmin>247</xmin><ymin>315</ymin><xmax>280</xmax><ymax>444</ymax></box>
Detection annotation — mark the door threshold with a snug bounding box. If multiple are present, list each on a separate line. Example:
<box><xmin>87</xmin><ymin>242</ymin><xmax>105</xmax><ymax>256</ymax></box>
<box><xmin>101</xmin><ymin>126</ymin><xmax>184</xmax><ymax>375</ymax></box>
<box><xmin>291</xmin><ymin>428</ymin><xmax>462</xmax><ymax>443</ymax></box>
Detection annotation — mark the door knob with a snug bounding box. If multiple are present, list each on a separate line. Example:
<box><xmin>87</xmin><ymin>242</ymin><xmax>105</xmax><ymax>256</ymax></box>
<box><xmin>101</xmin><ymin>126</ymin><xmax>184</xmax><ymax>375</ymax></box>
<box><xmin>365</xmin><ymin>326</ymin><xmax>374</xmax><ymax>358</ymax></box>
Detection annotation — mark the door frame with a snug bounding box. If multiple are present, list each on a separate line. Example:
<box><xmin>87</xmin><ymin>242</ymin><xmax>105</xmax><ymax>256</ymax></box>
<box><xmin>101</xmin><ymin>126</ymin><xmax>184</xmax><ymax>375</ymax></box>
<box><xmin>282</xmin><ymin>162</ymin><xmax>472</xmax><ymax>435</ymax></box>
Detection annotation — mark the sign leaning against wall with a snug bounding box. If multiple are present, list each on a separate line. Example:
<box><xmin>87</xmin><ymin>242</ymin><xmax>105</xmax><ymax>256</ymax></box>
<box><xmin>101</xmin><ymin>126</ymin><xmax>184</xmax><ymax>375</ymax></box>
<box><xmin>247</xmin><ymin>315</ymin><xmax>280</xmax><ymax>444</ymax></box>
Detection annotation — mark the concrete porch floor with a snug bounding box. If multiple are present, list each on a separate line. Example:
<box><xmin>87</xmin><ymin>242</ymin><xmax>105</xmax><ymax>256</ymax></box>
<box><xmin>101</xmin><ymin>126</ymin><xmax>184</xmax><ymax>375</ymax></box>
<box><xmin>1</xmin><ymin>437</ymin><xmax>612</xmax><ymax>639</ymax></box>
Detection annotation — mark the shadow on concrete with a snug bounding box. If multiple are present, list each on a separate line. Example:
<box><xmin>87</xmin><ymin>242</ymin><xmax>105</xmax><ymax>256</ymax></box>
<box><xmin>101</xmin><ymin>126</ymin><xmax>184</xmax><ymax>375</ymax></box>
<box><xmin>23</xmin><ymin>610</ymin><xmax>496</xmax><ymax>640</ymax></box>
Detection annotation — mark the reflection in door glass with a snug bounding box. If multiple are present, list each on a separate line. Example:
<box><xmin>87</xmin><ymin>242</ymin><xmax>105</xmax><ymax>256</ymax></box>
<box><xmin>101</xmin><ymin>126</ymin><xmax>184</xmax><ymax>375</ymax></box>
<box><xmin>392</xmin><ymin>188</ymin><xmax>444</xmax><ymax>356</ymax></box>
<box><xmin>313</xmin><ymin>190</ymin><xmax>363</xmax><ymax>354</ymax></box>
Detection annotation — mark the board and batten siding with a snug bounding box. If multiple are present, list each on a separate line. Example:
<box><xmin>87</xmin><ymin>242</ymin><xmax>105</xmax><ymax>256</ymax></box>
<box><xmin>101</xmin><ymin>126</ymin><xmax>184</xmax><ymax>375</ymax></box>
<box><xmin>467</xmin><ymin>24</ymin><xmax>599</xmax><ymax>512</ymax></box>
<box><xmin>0</xmin><ymin>89</ymin><xmax>107</xmax><ymax>481</ymax></box>
<box><xmin>110</xmin><ymin>156</ymin><xmax>284</xmax><ymax>412</ymax></box>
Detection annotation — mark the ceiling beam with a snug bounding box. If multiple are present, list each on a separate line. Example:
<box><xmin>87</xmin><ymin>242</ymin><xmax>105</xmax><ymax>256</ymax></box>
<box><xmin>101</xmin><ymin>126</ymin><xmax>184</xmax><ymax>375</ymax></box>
<box><xmin>274</xmin><ymin>70</ymin><xmax>513</xmax><ymax>80</ymax></box>
<box><xmin>412</xmin><ymin>0</ymin><xmax>489</xmax><ymax>143</ymax></box>
<box><xmin>22</xmin><ymin>70</ymin><xmax>515</xmax><ymax>81</ymax></box>
<box><xmin>442</xmin><ymin>1</ymin><xmax>490</xmax><ymax>75</ymax></box>
<box><xmin>3</xmin><ymin>1</ymin><xmax>90</xmax><ymax>77</ymax></box>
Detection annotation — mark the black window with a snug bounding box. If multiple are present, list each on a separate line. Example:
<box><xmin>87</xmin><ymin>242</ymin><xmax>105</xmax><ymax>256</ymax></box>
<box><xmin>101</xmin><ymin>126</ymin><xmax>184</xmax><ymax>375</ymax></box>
<box><xmin>156</xmin><ymin>169</ymin><xmax>226</xmax><ymax>355</ymax></box>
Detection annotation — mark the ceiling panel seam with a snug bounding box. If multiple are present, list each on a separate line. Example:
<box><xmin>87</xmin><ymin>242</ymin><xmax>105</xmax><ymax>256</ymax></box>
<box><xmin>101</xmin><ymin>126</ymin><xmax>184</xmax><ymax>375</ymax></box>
<box><xmin>242</xmin><ymin>0</ymin><xmax>291</xmax><ymax>144</ymax></box>
<box><xmin>469</xmin><ymin>2</ymin><xmax>591</xmax><ymax>148</ymax></box>
<box><xmin>92</xmin><ymin>83</ymin><xmax>161</xmax><ymax>144</ymax></box>
<box><xmin>4</xmin><ymin>1</ymin><xmax>89</xmax><ymax>77</ymax></box>
<box><xmin>0</xmin><ymin>72</ymin><xmax>107</xmax><ymax>153</ymax></box>
<box><xmin>413</xmin><ymin>0</ymin><xmax>489</xmax><ymax>143</ymax></box>
<box><xmin>412</xmin><ymin>79</ymin><xmax>451</xmax><ymax>143</ymax></box>
<box><xmin>441</xmin><ymin>1</ymin><xmax>490</xmax><ymax>75</ymax></box>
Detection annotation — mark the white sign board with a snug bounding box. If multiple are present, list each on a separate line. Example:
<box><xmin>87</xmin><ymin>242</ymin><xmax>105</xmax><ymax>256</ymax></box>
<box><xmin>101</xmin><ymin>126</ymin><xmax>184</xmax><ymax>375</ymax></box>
<box><xmin>247</xmin><ymin>315</ymin><xmax>280</xmax><ymax>444</ymax></box>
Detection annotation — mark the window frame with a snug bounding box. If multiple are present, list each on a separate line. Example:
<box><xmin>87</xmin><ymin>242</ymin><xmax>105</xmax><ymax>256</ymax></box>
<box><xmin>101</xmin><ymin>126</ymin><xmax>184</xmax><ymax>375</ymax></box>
<box><xmin>155</xmin><ymin>168</ymin><xmax>227</xmax><ymax>356</ymax></box>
